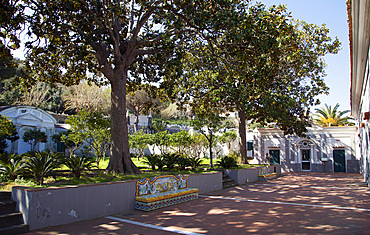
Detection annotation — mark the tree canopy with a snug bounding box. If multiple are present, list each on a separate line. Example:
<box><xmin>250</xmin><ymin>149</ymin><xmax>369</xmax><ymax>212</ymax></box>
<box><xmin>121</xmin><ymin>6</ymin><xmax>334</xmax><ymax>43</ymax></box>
<box><xmin>166</xmin><ymin>3</ymin><xmax>341</xmax><ymax>162</ymax></box>
<box><xmin>3</xmin><ymin>0</ymin><xmax>341</xmax><ymax>171</ymax></box>
<box><xmin>3</xmin><ymin>0</ymin><xmax>241</xmax><ymax>174</ymax></box>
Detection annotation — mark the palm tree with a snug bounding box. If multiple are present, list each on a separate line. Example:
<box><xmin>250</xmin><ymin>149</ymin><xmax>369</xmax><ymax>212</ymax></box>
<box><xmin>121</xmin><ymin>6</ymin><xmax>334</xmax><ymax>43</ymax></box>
<box><xmin>312</xmin><ymin>103</ymin><xmax>353</xmax><ymax>127</ymax></box>
<box><xmin>152</xmin><ymin>121</ymin><xmax>167</xmax><ymax>132</ymax></box>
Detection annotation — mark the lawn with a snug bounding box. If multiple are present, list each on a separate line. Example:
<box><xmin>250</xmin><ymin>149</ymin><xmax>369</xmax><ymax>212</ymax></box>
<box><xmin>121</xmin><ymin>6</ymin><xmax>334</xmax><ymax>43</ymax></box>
<box><xmin>0</xmin><ymin>156</ymin><xmax>263</xmax><ymax>190</ymax></box>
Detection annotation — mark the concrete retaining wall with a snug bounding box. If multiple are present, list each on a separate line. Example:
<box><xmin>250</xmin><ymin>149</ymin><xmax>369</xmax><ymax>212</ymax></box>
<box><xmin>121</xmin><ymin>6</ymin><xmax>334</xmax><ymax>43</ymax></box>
<box><xmin>224</xmin><ymin>165</ymin><xmax>282</xmax><ymax>185</ymax></box>
<box><xmin>224</xmin><ymin>168</ymin><xmax>259</xmax><ymax>185</ymax></box>
<box><xmin>187</xmin><ymin>172</ymin><xmax>223</xmax><ymax>193</ymax></box>
<box><xmin>12</xmin><ymin>172</ymin><xmax>222</xmax><ymax>230</ymax></box>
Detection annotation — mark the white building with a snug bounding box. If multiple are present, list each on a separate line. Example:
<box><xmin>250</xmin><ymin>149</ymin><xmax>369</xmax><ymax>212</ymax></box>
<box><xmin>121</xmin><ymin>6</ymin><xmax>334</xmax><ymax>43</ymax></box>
<box><xmin>0</xmin><ymin>106</ymin><xmax>59</xmax><ymax>154</ymax></box>
<box><xmin>249</xmin><ymin>126</ymin><xmax>360</xmax><ymax>173</ymax></box>
<box><xmin>348</xmin><ymin>0</ymin><xmax>370</xmax><ymax>186</ymax></box>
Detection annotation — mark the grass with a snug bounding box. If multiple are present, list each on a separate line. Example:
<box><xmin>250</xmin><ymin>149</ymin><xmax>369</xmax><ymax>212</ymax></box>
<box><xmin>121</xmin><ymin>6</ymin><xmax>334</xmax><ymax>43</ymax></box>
<box><xmin>0</xmin><ymin>156</ymin><xmax>263</xmax><ymax>191</ymax></box>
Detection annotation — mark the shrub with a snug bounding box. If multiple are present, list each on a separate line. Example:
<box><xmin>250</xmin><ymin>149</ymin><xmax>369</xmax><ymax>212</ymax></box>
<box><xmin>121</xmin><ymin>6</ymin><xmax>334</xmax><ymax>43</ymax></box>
<box><xmin>187</xmin><ymin>156</ymin><xmax>202</xmax><ymax>170</ymax></box>
<box><xmin>23</xmin><ymin>151</ymin><xmax>62</xmax><ymax>185</ymax></box>
<box><xmin>63</xmin><ymin>155</ymin><xmax>95</xmax><ymax>179</ymax></box>
<box><xmin>177</xmin><ymin>154</ymin><xmax>190</xmax><ymax>171</ymax></box>
<box><xmin>155</xmin><ymin>155</ymin><xmax>166</xmax><ymax>171</ymax></box>
<box><xmin>228</xmin><ymin>151</ymin><xmax>242</xmax><ymax>164</ymax></box>
<box><xmin>0</xmin><ymin>153</ymin><xmax>25</xmax><ymax>180</ymax></box>
<box><xmin>217</xmin><ymin>156</ymin><xmax>238</xmax><ymax>169</ymax></box>
<box><xmin>142</xmin><ymin>155</ymin><xmax>158</xmax><ymax>170</ymax></box>
<box><xmin>162</xmin><ymin>153</ymin><xmax>179</xmax><ymax>170</ymax></box>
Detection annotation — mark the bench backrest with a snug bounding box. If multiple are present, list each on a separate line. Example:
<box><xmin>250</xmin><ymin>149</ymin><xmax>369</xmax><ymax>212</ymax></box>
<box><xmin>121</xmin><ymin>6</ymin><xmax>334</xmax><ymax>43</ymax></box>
<box><xmin>136</xmin><ymin>175</ymin><xmax>188</xmax><ymax>197</ymax></box>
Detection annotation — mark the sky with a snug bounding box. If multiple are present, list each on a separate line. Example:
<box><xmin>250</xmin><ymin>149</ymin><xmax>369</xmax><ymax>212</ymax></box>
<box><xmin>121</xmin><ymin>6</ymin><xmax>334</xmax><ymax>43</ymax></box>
<box><xmin>13</xmin><ymin>0</ymin><xmax>351</xmax><ymax>113</ymax></box>
<box><xmin>258</xmin><ymin>0</ymin><xmax>351</xmax><ymax>112</ymax></box>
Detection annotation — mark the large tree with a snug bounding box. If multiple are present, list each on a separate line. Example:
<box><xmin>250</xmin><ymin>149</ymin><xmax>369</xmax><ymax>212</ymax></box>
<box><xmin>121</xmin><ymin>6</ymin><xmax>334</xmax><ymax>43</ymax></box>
<box><xmin>167</xmin><ymin>3</ymin><xmax>341</xmax><ymax>162</ymax></box>
<box><xmin>0</xmin><ymin>0</ymin><xmax>24</xmax><ymax>62</ymax></box>
<box><xmin>10</xmin><ymin>0</ymin><xmax>237</xmax><ymax>174</ymax></box>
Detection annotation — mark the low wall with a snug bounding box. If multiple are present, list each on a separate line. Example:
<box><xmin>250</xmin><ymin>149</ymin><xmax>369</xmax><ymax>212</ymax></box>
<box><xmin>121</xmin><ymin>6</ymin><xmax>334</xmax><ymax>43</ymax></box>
<box><xmin>269</xmin><ymin>165</ymin><xmax>282</xmax><ymax>176</ymax></box>
<box><xmin>12</xmin><ymin>172</ymin><xmax>222</xmax><ymax>231</ymax></box>
<box><xmin>187</xmin><ymin>171</ymin><xmax>223</xmax><ymax>193</ymax></box>
<box><xmin>224</xmin><ymin>168</ymin><xmax>259</xmax><ymax>185</ymax></box>
<box><xmin>224</xmin><ymin>165</ymin><xmax>282</xmax><ymax>185</ymax></box>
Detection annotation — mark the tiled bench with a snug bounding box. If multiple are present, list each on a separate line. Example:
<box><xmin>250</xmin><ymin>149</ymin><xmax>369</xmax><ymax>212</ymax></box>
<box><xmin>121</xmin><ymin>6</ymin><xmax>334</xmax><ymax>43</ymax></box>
<box><xmin>135</xmin><ymin>175</ymin><xmax>199</xmax><ymax>211</ymax></box>
<box><xmin>258</xmin><ymin>166</ymin><xmax>277</xmax><ymax>181</ymax></box>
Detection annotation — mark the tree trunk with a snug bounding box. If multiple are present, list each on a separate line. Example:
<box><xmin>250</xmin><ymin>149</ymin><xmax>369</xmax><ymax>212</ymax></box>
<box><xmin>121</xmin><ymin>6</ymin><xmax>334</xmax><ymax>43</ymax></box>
<box><xmin>238</xmin><ymin>108</ymin><xmax>247</xmax><ymax>164</ymax></box>
<box><xmin>106</xmin><ymin>70</ymin><xmax>140</xmax><ymax>174</ymax></box>
<box><xmin>134</xmin><ymin>114</ymin><xmax>139</xmax><ymax>132</ymax></box>
<box><xmin>208</xmin><ymin>131</ymin><xmax>213</xmax><ymax>168</ymax></box>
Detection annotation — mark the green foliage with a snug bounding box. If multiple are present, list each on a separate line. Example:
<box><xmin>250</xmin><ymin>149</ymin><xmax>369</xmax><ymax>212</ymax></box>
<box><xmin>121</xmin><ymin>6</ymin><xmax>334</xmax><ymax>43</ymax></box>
<box><xmin>168</xmin><ymin>2</ymin><xmax>341</xmax><ymax>162</ymax></box>
<box><xmin>187</xmin><ymin>156</ymin><xmax>202</xmax><ymax>170</ymax></box>
<box><xmin>152</xmin><ymin>121</ymin><xmax>167</xmax><ymax>132</ymax></box>
<box><xmin>0</xmin><ymin>1</ymin><xmax>24</xmax><ymax>61</ymax></box>
<box><xmin>23</xmin><ymin>151</ymin><xmax>62</xmax><ymax>185</ymax></box>
<box><xmin>0</xmin><ymin>59</ymin><xmax>24</xmax><ymax>106</ymax></box>
<box><xmin>218</xmin><ymin>131</ymin><xmax>238</xmax><ymax>155</ymax></box>
<box><xmin>154</xmin><ymin>155</ymin><xmax>166</xmax><ymax>171</ymax></box>
<box><xmin>169</xmin><ymin>130</ymin><xmax>191</xmax><ymax>154</ymax></box>
<box><xmin>0</xmin><ymin>115</ymin><xmax>19</xmax><ymax>153</ymax></box>
<box><xmin>177</xmin><ymin>154</ymin><xmax>190</xmax><ymax>171</ymax></box>
<box><xmin>312</xmin><ymin>103</ymin><xmax>354</xmax><ymax>127</ymax></box>
<box><xmin>63</xmin><ymin>155</ymin><xmax>95</xmax><ymax>179</ymax></box>
<box><xmin>191</xmin><ymin>113</ymin><xmax>225</xmax><ymax>168</ymax></box>
<box><xmin>217</xmin><ymin>155</ymin><xmax>238</xmax><ymax>169</ymax></box>
<box><xmin>15</xmin><ymin>0</ymin><xmax>244</xmax><ymax>174</ymax></box>
<box><xmin>153</xmin><ymin>131</ymin><xmax>171</xmax><ymax>154</ymax></box>
<box><xmin>0</xmin><ymin>153</ymin><xmax>25</xmax><ymax>180</ymax></box>
<box><xmin>141</xmin><ymin>153</ymin><xmax>202</xmax><ymax>171</ymax></box>
<box><xmin>54</xmin><ymin>110</ymin><xmax>111</xmax><ymax>169</ymax></box>
<box><xmin>22</xmin><ymin>128</ymin><xmax>47</xmax><ymax>152</ymax></box>
<box><xmin>162</xmin><ymin>153</ymin><xmax>179</xmax><ymax>171</ymax></box>
<box><xmin>0</xmin><ymin>115</ymin><xmax>17</xmax><ymax>137</ymax></box>
<box><xmin>142</xmin><ymin>155</ymin><xmax>158</xmax><ymax>170</ymax></box>
<box><xmin>56</xmin><ymin>110</ymin><xmax>90</xmax><ymax>158</ymax></box>
<box><xmin>129</xmin><ymin>131</ymin><xmax>150</xmax><ymax>158</ymax></box>
<box><xmin>84</xmin><ymin>111</ymin><xmax>111</xmax><ymax>168</ymax></box>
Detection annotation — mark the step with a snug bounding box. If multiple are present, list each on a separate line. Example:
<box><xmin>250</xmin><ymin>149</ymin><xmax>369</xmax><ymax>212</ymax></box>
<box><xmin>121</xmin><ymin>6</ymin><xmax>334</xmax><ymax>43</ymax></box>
<box><xmin>223</xmin><ymin>182</ymin><xmax>239</xmax><ymax>189</ymax></box>
<box><xmin>222</xmin><ymin>178</ymin><xmax>235</xmax><ymax>184</ymax></box>
<box><xmin>0</xmin><ymin>224</ymin><xmax>29</xmax><ymax>235</ymax></box>
<box><xmin>0</xmin><ymin>200</ymin><xmax>17</xmax><ymax>215</ymax></box>
<box><xmin>0</xmin><ymin>212</ymin><xmax>24</xmax><ymax>228</ymax></box>
<box><xmin>0</xmin><ymin>191</ymin><xmax>12</xmax><ymax>201</ymax></box>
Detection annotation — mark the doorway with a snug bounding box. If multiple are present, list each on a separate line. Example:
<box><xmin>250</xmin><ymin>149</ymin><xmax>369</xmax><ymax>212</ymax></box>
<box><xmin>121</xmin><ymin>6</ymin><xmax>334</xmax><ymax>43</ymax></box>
<box><xmin>269</xmin><ymin>150</ymin><xmax>280</xmax><ymax>165</ymax></box>
<box><xmin>333</xmin><ymin>149</ymin><xmax>346</xmax><ymax>172</ymax></box>
<box><xmin>301</xmin><ymin>149</ymin><xmax>311</xmax><ymax>171</ymax></box>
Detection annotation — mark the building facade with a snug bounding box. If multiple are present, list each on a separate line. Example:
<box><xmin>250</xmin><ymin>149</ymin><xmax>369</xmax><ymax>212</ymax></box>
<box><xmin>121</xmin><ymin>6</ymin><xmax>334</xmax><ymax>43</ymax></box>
<box><xmin>249</xmin><ymin>126</ymin><xmax>360</xmax><ymax>174</ymax></box>
<box><xmin>348</xmin><ymin>0</ymin><xmax>370</xmax><ymax>185</ymax></box>
<box><xmin>0</xmin><ymin>106</ymin><xmax>59</xmax><ymax>154</ymax></box>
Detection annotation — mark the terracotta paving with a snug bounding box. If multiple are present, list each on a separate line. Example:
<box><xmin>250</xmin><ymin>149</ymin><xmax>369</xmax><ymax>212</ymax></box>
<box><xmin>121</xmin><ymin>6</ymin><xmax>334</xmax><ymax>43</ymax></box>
<box><xmin>26</xmin><ymin>173</ymin><xmax>370</xmax><ymax>235</ymax></box>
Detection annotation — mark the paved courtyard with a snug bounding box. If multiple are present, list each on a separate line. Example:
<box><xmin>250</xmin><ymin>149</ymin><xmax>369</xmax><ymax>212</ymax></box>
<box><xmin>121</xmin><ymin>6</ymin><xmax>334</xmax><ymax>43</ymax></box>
<box><xmin>27</xmin><ymin>173</ymin><xmax>370</xmax><ymax>234</ymax></box>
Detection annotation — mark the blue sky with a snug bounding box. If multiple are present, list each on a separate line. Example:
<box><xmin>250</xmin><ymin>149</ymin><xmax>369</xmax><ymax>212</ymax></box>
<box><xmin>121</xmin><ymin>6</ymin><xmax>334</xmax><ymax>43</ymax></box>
<box><xmin>259</xmin><ymin>0</ymin><xmax>351</xmax><ymax>112</ymax></box>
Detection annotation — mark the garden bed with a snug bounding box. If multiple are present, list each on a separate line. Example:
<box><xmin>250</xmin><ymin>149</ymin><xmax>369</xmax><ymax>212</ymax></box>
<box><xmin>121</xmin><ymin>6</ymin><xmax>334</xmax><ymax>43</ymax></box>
<box><xmin>12</xmin><ymin>171</ymin><xmax>222</xmax><ymax>231</ymax></box>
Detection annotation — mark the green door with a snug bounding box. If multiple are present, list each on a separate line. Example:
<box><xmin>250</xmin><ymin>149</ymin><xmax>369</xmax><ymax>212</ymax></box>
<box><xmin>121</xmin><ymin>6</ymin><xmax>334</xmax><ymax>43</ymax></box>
<box><xmin>269</xmin><ymin>150</ymin><xmax>280</xmax><ymax>165</ymax></box>
<box><xmin>333</xmin><ymin>150</ymin><xmax>346</xmax><ymax>172</ymax></box>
